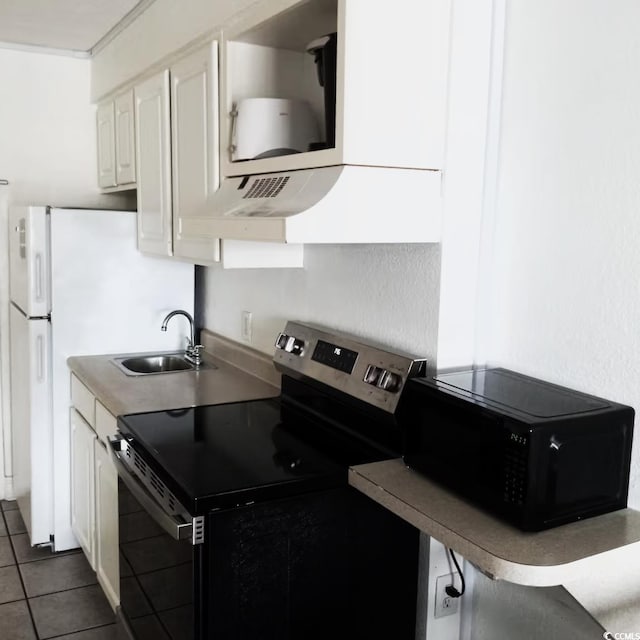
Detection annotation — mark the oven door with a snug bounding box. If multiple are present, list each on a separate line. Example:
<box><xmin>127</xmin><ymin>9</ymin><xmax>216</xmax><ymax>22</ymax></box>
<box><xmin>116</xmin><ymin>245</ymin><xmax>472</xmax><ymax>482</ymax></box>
<box><xmin>108</xmin><ymin>434</ymin><xmax>204</xmax><ymax>640</ymax></box>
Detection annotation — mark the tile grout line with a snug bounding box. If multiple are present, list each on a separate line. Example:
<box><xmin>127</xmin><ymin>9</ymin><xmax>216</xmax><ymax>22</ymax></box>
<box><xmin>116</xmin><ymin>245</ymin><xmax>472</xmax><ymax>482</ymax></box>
<box><xmin>3</xmin><ymin>502</ymin><xmax>117</xmax><ymax>639</ymax></box>
<box><xmin>28</xmin><ymin>581</ymin><xmax>103</xmax><ymax>601</ymax></box>
<box><xmin>2</xmin><ymin>508</ymin><xmax>41</xmax><ymax>640</ymax></box>
<box><xmin>44</xmin><ymin>622</ymin><xmax>118</xmax><ymax>639</ymax></box>
<box><xmin>7</xmin><ymin>549</ymin><xmax>82</xmax><ymax>565</ymax></box>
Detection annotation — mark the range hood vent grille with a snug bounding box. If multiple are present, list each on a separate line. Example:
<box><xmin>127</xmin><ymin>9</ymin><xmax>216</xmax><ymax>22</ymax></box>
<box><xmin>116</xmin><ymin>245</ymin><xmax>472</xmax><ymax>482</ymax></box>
<box><xmin>243</xmin><ymin>176</ymin><xmax>291</xmax><ymax>199</ymax></box>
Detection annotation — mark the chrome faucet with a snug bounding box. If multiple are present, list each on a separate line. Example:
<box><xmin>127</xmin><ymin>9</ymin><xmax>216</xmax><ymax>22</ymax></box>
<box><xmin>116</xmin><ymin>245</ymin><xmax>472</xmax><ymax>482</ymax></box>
<box><xmin>161</xmin><ymin>310</ymin><xmax>204</xmax><ymax>367</ymax></box>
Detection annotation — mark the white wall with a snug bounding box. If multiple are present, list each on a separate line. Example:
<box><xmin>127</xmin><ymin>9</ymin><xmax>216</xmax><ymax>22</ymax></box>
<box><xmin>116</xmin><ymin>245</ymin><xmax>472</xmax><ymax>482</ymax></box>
<box><xmin>0</xmin><ymin>48</ymin><xmax>132</xmax><ymax>209</ymax></box>
<box><xmin>0</xmin><ymin>188</ymin><xmax>11</xmax><ymax>500</ymax></box>
<box><xmin>470</xmin><ymin>0</ymin><xmax>640</xmax><ymax>637</ymax></box>
<box><xmin>0</xmin><ymin>47</ymin><xmax>133</xmax><ymax>499</ymax></box>
<box><xmin>436</xmin><ymin>0</ymin><xmax>498</xmax><ymax>371</ymax></box>
<box><xmin>486</xmin><ymin>0</ymin><xmax>640</xmax><ymax>509</ymax></box>
<box><xmin>202</xmin><ymin>243</ymin><xmax>441</xmax><ymax>359</ymax></box>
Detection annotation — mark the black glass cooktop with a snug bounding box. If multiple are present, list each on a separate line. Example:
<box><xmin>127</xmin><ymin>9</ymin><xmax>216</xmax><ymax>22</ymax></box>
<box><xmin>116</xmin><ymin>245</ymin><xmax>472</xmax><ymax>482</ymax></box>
<box><xmin>118</xmin><ymin>398</ymin><xmax>390</xmax><ymax>515</ymax></box>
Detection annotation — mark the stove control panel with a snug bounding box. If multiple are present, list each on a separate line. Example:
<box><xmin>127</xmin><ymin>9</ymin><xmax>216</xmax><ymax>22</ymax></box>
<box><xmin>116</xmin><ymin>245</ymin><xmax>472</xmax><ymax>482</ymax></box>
<box><xmin>273</xmin><ymin>321</ymin><xmax>428</xmax><ymax>413</ymax></box>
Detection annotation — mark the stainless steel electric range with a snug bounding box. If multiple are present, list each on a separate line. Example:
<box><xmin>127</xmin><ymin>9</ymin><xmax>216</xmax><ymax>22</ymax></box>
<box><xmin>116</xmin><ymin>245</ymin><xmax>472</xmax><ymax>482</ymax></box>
<box><xmin>109</xmin><ymin>321</ymin><xmax>427</xmax><ymax>640</ymax></box>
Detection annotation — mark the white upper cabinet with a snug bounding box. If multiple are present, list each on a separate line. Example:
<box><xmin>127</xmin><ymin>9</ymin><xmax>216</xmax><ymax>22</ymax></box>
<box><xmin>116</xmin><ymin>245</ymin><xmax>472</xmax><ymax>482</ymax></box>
<box><xmin>114</xmin><ymin>91</ymin><xmax>136</xmax><ymax>186</ymax></box>
<box><xmin>171</xmin><ymin>43</ymin><xmax>221</xmax><ymax>264</ymax></box>
<box><xmin>177</xmin><ymin>0</ymin><xmax>448</xmax><ymax>247</ymax></box>
<box><xmin>97</xmin><ymin>89</ymin><xmax>136</xmax><ymax>190</ymax></box>
<box><xmin>135</xmin><ymin>43</ymin><xmax>220</xmax><ymax>264</ymax></box>
<box><xmin>135</xmin><ymin>70</ymin><xmax>173</xmax><ymax>257</ymax></box>
<box><xmin>220</xmin><ymin>0</ymin><xmax>450</xmax><ymax>178</ymax></box>
<box><xmin>93</xmin><ymin>0</ymin><xmax>450</xmax><ymax>253</ymax></box>
<box><xmin>96</xmin><ymin>102</ymin><xmax>116</xmax><ymax>189</ymax></box>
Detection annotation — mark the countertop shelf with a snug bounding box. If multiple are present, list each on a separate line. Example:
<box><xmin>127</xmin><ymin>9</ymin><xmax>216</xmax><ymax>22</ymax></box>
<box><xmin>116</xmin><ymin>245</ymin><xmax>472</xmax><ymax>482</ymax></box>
<box><xmin>349</xmin><ymin>458</ymin><xmax>640</xmax><ymax>588</ymax></box>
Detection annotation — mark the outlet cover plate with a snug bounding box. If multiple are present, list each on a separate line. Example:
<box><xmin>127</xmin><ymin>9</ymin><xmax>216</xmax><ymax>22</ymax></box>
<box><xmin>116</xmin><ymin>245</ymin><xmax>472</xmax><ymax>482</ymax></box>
<box><xmin>434</xmin><ymin>573</ymin><xmax>459</xmax><ymax>618</ymax></box>
<box><xmin>241</xmin><ymin>310</ymin><xmax>252</xmax><ymax>342</ymax></box>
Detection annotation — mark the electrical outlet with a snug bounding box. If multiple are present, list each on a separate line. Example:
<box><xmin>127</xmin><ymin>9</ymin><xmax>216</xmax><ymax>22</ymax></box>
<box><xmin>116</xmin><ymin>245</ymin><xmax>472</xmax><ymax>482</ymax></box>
<box><xmin>241</xmin><ymin>310</ymin><xmax>252</xmax><ymax>343</ymax></box>
<box><xmin>434</xmin><ymin>573</ymin><xmax>459</xmax><ymax>618</ymax></box>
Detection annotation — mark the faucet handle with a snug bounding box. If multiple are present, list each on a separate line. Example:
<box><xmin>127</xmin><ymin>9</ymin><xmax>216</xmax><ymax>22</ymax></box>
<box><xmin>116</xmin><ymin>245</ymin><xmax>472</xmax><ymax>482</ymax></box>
<box><xmin>186</xmin><ymin>344</ymin><xmax>205</xmax><ymax>367</ymax></box>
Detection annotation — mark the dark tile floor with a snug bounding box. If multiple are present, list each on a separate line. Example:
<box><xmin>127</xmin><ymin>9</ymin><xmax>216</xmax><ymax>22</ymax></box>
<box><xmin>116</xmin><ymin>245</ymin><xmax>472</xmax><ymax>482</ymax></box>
<box><xmin>0</xmin><ymin>500</ymin><xmax>117</xmax><ymax>639</ymax></box>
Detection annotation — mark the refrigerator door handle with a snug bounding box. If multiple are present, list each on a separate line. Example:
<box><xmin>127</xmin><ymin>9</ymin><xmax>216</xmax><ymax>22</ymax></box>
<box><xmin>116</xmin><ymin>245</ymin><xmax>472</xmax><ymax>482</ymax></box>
<box><xmin>34</xmin><ymin>253</ymin><xmax>44</xmax><ymax>302</ymax></box>
<box><xmin>18</xmin><ymin>218</ymin><xmax>26</xmax><ymax>259</ymax></box>
<box><xmin>36</xmin><ymin>335</ymin><xmax>45</xmax><ymax>382</ymax></box>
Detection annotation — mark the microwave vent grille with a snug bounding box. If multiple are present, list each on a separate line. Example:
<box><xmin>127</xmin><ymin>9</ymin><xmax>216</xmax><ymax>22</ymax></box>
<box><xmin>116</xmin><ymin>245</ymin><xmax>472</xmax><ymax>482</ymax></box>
<box><xmin>243</xmin><ymin>176</ymin><xmax>290</xmax><ymax>199</ymax></box>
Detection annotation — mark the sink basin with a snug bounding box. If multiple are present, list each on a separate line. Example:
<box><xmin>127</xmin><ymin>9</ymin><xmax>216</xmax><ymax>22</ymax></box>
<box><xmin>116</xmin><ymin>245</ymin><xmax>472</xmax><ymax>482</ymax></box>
<box><xmin>121</xmin><ymin>355</ymin><xmax>192</xmax><ymax>374</ymax></box>
<box><xmin>111</xmin><ymin>352</ymin><xmax>214</xmax><ymax>376</ymax></box>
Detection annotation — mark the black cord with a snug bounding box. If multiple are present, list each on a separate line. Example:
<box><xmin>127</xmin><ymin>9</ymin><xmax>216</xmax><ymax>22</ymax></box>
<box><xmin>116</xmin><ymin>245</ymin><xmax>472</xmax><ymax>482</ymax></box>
<box><xmin>445</xmin><ymin>548</ymin><xmax>466</xmax><ymax>598</ymax></box>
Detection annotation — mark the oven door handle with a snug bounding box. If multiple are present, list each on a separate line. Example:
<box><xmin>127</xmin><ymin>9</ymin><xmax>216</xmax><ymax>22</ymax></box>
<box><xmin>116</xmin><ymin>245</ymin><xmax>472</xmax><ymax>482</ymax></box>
<box><xmin>108</xmin><ymin>435</ymin><xmax>195</xmax><ymax>543</ymax></box>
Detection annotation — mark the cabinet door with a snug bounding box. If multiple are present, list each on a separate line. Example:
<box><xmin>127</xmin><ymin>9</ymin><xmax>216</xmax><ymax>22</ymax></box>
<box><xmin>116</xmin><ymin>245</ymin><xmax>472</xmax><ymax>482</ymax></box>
<box><xmin>115</xmin><ymin>90</ymin><xmax>136</xmax><ymax>185</ymax></box>
<box><xmin>135</xmin><ymin>70</ymin><xmax>173</xmax><ymax>257</ymax></box>
<box><xmin>171</xmin><ymin>42</ymin><xmax>221</xmax><ymax>265</ymax></box>
<box><xmin>95</xmin><ymin>438</ymin><xmax>119</xmax><ymax>610</ymax></box>
<box><xmin>70</xmin><ymin>408</ymin><xmax>96</xmax><ymax>569</ymax></box>
<box><xmin>96</xmin><ymin>102</ymin><xmax>117</xmax><ymax>188</ymax></box>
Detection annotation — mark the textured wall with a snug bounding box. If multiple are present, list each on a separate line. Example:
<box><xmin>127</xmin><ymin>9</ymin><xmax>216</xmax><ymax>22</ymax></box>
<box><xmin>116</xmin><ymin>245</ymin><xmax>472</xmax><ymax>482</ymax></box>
<box><xmin>483</xmin><ymin>0</ymin><xmax>640</xmax><ymax>508</ymax></box>
<box><xmin>202</xmin><ymin>243</ymin><xmax>441</xmax><ymax>361</ymax></box>
<box><xmin>471</xmin><ymin>0</ymin><xmax>640</xmax><ymax>637</ymax></box>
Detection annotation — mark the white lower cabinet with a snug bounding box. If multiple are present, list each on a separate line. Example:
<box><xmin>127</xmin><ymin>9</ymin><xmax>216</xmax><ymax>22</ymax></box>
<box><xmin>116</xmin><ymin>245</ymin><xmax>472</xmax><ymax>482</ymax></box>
<box><xmin>70</xmin><ymin>408</ymin><xmax>96</xmax><ymax>569</ymax></box>
<box><xmin>94</xmin><ymin>438</ymin><xmax>120</xmax><ymax>609</ymax></box>
<box><xmin>70</xmin><ymin>382</ymin><xmax>120</xmax><ymax>611</ymax></box>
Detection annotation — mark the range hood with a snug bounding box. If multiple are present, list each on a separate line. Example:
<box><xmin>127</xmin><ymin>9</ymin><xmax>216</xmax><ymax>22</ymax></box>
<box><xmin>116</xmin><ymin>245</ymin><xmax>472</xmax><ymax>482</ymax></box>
<box><xmin>180</xmin><ymin>165</ymin><xmax>443</xmax><ymax>245</ymax></box>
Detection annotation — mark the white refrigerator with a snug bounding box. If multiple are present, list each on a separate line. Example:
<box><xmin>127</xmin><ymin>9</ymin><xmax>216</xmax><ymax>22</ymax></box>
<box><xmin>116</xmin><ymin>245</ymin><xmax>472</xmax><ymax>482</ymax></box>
<box><xmin>8</xmin><ymin>205</ymin><xmax>195</xmax><ymax>551</ymax></box>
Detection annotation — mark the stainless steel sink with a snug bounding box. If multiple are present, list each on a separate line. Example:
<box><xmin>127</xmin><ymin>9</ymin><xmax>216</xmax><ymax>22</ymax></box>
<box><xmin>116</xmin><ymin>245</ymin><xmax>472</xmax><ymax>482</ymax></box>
<box><xmin>110</xmin><ymin>352</ymin><xmax>214</xmax><ymax>376</ymax></box>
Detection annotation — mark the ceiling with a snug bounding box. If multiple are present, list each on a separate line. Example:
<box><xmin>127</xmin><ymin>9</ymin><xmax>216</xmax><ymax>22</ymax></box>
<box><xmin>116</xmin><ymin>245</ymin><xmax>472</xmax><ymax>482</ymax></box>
<box><xmin>0</xmin><ymin>0</ymin><xmax>148</xmax><ymax>54</ymax></box>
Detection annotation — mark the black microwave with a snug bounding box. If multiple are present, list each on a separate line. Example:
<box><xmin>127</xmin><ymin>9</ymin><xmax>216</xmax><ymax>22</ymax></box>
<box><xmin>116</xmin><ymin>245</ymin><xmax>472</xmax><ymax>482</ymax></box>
<box><xmin>399</xmin><ymin>367</ymin><xmax>634</xmax><ymax>531</ymax></box>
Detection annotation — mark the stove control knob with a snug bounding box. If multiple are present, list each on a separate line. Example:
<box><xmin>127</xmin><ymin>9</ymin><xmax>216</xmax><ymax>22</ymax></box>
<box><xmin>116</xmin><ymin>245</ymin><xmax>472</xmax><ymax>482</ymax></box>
<box><xmin>275</xmin><ymin>333</ymin><xmax>290</xmax><ymax>350</ymax></box>
<box><xmin>364</xmin><ymin>365</ymin><xmax>383</xmax><ymax>385</ymax></box>
<box><xmin>285</xmin><ymin>337</ymin><xmax>305</xmax><ymax>356</ymax></box>
<box><xmin>376</xmin><ymin>370</ymin><xmax>402</xmax><ymax>392</ymax></box>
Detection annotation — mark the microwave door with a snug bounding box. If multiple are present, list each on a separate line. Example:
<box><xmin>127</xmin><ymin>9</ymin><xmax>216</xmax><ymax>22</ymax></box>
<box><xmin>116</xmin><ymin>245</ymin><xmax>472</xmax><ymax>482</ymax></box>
<box><xmin>8</xmin><ymin>205</ymin><xmax>50</xmax><ymax>318</ymax></box>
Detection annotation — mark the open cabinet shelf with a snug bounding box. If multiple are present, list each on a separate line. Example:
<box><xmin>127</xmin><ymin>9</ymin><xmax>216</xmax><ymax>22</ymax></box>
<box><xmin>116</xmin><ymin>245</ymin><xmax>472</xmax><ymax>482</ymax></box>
<box><xmin>221</xmin><ymin>0</ymin><xmax>449</xmax><ymax>177</ymax></box>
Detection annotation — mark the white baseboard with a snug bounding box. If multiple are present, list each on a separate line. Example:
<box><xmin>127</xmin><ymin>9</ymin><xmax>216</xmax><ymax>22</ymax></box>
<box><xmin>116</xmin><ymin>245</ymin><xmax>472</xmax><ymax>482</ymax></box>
<box><xmin>3</xmin><ymin>476</ymin><xmax>14</xmax><ymax>501</ymax></box>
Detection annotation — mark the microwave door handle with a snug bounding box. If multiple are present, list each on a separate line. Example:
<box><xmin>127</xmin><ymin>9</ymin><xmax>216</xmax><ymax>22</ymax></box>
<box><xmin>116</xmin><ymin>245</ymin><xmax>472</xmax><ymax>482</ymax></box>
<box><xmin>108</xmin><ymin>436</ymin><xmax>194</xmax><ymax>543</ymax></box>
